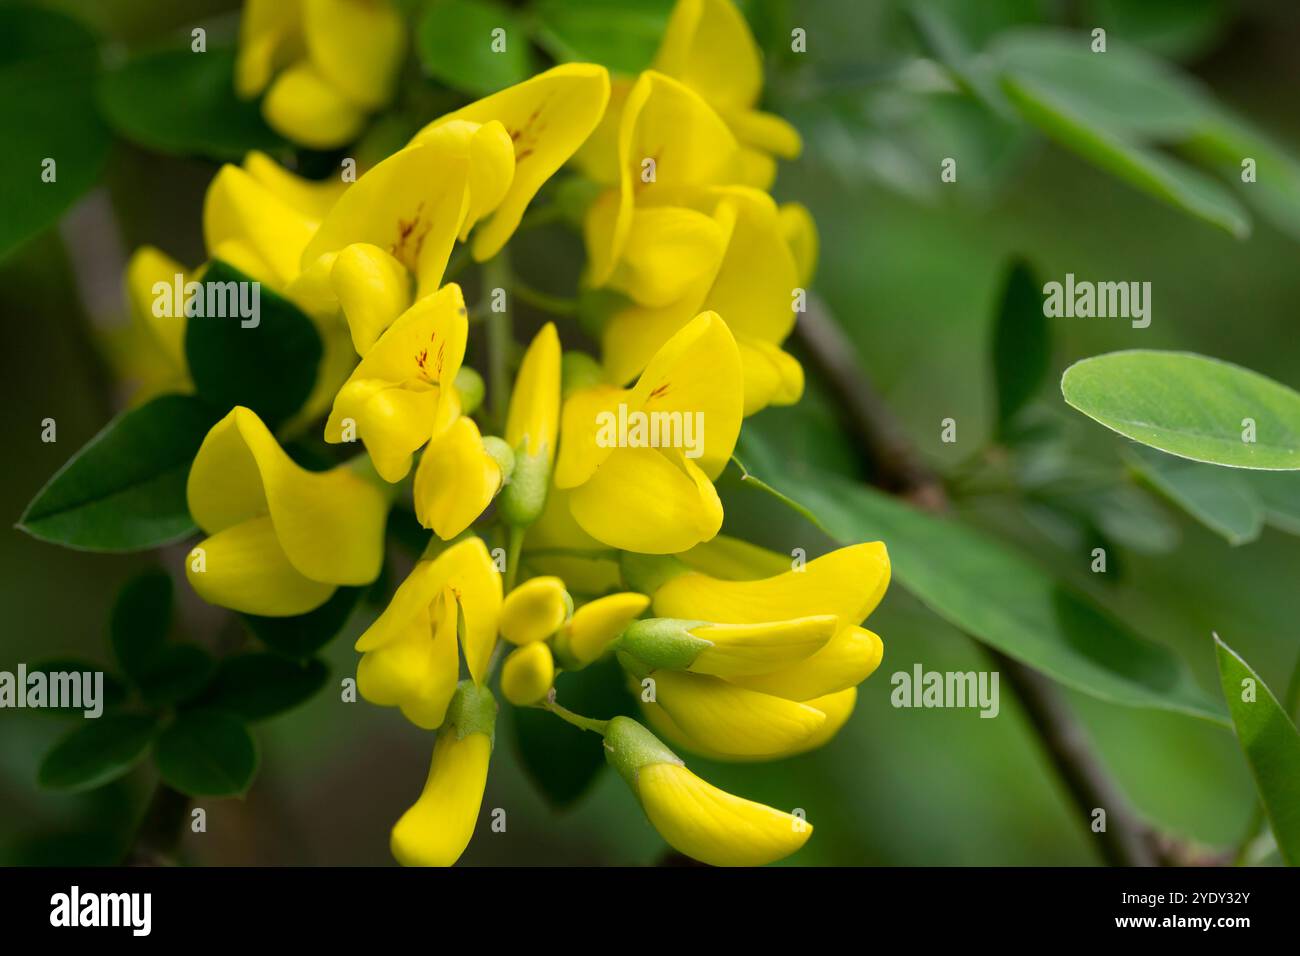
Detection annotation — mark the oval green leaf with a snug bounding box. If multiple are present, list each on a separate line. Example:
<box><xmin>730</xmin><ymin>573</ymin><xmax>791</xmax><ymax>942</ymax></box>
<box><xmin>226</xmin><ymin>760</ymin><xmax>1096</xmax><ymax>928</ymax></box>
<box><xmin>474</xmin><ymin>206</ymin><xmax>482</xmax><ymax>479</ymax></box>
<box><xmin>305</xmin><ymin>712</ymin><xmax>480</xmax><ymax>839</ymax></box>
<box><xmin>98</xmin><ymin>47</ymin><xmax>284</xmax><ymax>161</ymax></box>
<box><xmin>38</xmin><ymin>715</ymin><xmax>157</xmax><ymax>792</ymax></box>
<box><xmin>184</xmin><ymin>260</ymin><xmax>322</xmax><ymax>429</ymax></box>
<box><xmin>534</xmin><ymin>0</ymin><xmax>673</xmax><ymax>74</ymax></box>
<box><xmin>1062</xmin><ymin>350</ymin><xmax>1300</xmax><ymax>469</ymax></box>
<box><xmin>1215</xmin><ymin>635</ymin><xmax>1300</xmax><ymax>865</ymax></box>
<box><xmin>199</xmin><ymin>653</ymin><xmax>328</xmax><ymax>722</ymax></box>
<box><xmin>417</xmin><ymin>0</ymin><xmax>535</xmax><ymax>97</ymax></box>
<box><xmin>1126</xmin><ymin>448</ymin><xmax>1264</xmax><ymax>545</ymax></box>
<box><xmin>18</xmin><ymin>394</ymin><xmax>217</xmax><ymax>551</ymax></box>
<box><xmin>155</xmin><ymin>710</ymin><xmax>258</xmax><ymax>797</ymax></box>
<box><xmin>242</xmin><ymin>585</ymin><xmax>364</xmax><ymax>659</ymax></box>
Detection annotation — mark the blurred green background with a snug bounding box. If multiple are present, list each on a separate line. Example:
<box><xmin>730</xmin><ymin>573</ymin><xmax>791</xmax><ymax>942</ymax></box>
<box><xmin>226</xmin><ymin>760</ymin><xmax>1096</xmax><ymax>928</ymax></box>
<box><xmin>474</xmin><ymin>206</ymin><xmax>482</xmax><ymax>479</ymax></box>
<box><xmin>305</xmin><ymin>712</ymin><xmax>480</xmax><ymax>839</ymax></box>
<box><xmin>3</xmin><ymin>0</ymin><xmax>1299</xmax><ymax>865</ymax></box>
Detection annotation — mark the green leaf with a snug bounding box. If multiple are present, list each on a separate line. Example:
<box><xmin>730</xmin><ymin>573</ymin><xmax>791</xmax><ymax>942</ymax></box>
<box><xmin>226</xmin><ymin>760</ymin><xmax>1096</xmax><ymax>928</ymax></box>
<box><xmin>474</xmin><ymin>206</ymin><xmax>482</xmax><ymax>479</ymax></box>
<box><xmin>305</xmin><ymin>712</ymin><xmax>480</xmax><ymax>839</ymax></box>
<box><xmin>134</xmin><ymin>645</ymin><xmax>216</xmax><ymax>708</ymax></box>
<box><xmin>38</xmin><ymin>715</ymin><xmax>157</xmax><ymax>792</ymax></box>
<box><xmin>1244</xmin><ymin>472</ymin><xmax>1300</xmax><ymax>536</ymax></box>
<box><xmin>533</xmin><ymin>0</ymin><xmax>674</xmax><ymax>74</ymax></box>
<box><xmin>417</xmin><ymin>0</ymin><xmax>535</xmax><ymax>97</ymax></box>
<box><xmin>184</xmin><ymin>260</ymin><xmax>322</xmax><ymax>429</ymax></box>
<box><xmin>1082</xmin><ymin>0</ymin><xmax>1231</xmax><ymax>61</ymax></box>
<box><xmin>1183</xmin><ymin>115</ymin><xmax>1300</xmax><ymax>243</ymax></box>
<box><xmin>999</xmin><ymin>72</ymin><xmax>1248</xmax><ymax>237</ymax></box>
<box><xmin>511</xmin><ymin>656</ymin><xmax>635</xmax><ymax>808</ymax></box>
<box><xmin>23</xmin><ymin>659</ymin><xmax>128</xmax><ymax>716</ymax></box>
<box><xmin>199</xmin><ymin>653</ymin><xmax>328</xmax><ymax>722</ymax></box>
<box><xmin>1215</xmin><ymin>635</ymin><xmax>1300</xmax><ymax>865</ymax></box>
<box><xmin>781</xmin><ymin>472</ymin><xmax>1225</xmax><ymax>722</ymax></box>
<box><xmin>0</xmin><ymin>5</ymin><xmax>111</xmax><ymax>260</ymax></box>
<box><xmin>1062</xmin><ymin>351</ymin><xmax>1300</xmax><ymax>469</ymax></box>
<box><xmin>110</xmin><ymin>568</ymin><xmax>174</xmax><ymax>676</ymax></box>
<box><xmin>1126</xmin><ymin>448</ymin><xmax>1264</xmax><ymax>545</ymax></box>
<box><xmin>242</xmin><ymin>586</ymin><xmax>364</xmax><ymax>659</ymax></box>
<box><xmin>992</xmin><ymin>259</ymin><xmax>1050</xmax><ymax>428</ymax></box>
<box><xmin>155</xmin><ymin>710</ymin><xmax>258</xmax><ymax>797</ymax></box>
<box><xmin>18</xmin><ymin>394</ymin><xmax>217</xmax><ymax>551</ymax></box>
<box><xmin>98</xmin><ymin>47</ymin><xmax>284</xmax><ymax>161</ymax></box>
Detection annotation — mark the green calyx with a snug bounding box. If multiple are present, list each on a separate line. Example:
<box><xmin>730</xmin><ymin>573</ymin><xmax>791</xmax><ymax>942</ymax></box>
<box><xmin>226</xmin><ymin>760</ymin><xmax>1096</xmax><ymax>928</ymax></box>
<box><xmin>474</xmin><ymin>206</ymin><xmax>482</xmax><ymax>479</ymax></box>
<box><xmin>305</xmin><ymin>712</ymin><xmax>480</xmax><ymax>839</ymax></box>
<box><xmin>482</xmin><ymin>435</ymin><xmax>516</xmax><ymax>486</ymax></box>
<box><xmin>498</xmin><ymin>447</ymin><xmax>549</xmax><ymax>527</ymax></box>
<box><xmin>618</xmin><ymin>618</ymin><xmax>711</xmax><ymax>671</ymax></box>
<box><xmin>619</xmin><ymin>552</ymin><xmax>689</xmax><ymax>596</ymax></box>
<box><xmin>561</xmin><ymin>350</ymin><xmax>605</xmax><ymax>398</ymax></box>
<box><xmin>447</xmin><ymin>680</ymin><xmax>498</xmax><ymax>748</ymax></box>
<box><xmin>603</xmin><ymin>716</ymin><xmax>683</xmax><ymax>791</ymax></box>
<box><xmin>454</xmin><ymin>367</ymin><xmax>486</xmax><ymax>415</ymax></box>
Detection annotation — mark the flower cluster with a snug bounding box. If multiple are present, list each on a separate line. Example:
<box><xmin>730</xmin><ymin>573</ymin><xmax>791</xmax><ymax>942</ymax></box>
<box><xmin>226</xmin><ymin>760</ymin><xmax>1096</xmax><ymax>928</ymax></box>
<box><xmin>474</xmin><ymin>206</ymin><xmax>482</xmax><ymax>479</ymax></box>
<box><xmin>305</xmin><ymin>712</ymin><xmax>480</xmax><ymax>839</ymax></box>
<box><xmin>117</xmin><ymin>0</ymin><xmax>889</xmax><ymax>867</ymax></box>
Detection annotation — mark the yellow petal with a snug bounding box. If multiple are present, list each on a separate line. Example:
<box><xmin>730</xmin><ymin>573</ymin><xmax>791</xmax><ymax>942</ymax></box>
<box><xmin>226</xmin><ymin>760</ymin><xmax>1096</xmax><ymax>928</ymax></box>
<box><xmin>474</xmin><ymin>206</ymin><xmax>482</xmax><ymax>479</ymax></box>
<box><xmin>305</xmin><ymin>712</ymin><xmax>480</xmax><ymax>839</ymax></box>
<box><xmin>688</xmin><ymin>615</ymin><xmax>837</xmax><ymax>677</ymax></box>
<box><xmin>553</xmin><ymin>383</ymin><xmax>625</xmax><ymax>490</ymax></box>
<box><xmin>187</xmin><ymin>406</ymin><xmax>388</xmax><ymax>587</ymax></box>
<box><xmin>568</xmin><ymin>447</ymin><xmax>723</xmax><ymax>554</ymax></box>
<box><xmin>572</xmin><ymin>74</ymin><xmax>633</xmax><ymax>186</ymax></box>
<box><xmin>355</xmin><ymin>537</ymin><xmax>502</xmax><ymax>685</ymax></box>
<box><xmin>415</xmin><ymin>64</ymin><xmax>611</xmax><ymax>259</ymax></box>
<box><xmin>188</xmin><ymin>516</ymin><xmax>336</xmax><ymax>616</ymax></box>
<box><xmin>331</xmin><ymin>242</ymin><xmax>413</xmax><ymax>354</ymax></box>
<box><xmin>627</xmin><ymin>310</ymin><xmax>743</xmax><ymax>480</ymax></box>
<box><xmin>325</xmin><ymin>284</ymin><xmax>468</xmax><ymax>481</ymax></box>
<box><xmin>560</xmin><ymin>592</ymin><xmax>650</xmax><ymax>665</ymax></box>
<box><xmin>505</xmin><ymin>322</ymin><xmax>561</xmax><ymax>463</ymax></box>
<box><xmin>637</xmin><ymin>761</ymin><xmax>811</xmax><ymax>866</ymax></box>
<box><xmin>777</xmin><ymin>201</ymin><xmax>817</xmax><ymax>286</ymax></box>
<box><xmin>522</xmin><ymin>553</ymin><xmax>623</xmax><ymax>597</ymax></box>
<box><xmin>263</xmin><ymin>61</ymin><xmax>368</xmax><ymax>149</ymax></box>
<box><xmin>731</xmin><ymin>625</ymin><xmax>884</xmax><ymax>700</ymax></box>
<box><xmin>391</xmin><ymin>730</ymin><xmax>491</xmax><ymax>867</ymax></box>
<box><xmin>650</xmin><ymin>668</ymin><xmax>824</xmax><ymax>757</ymax></box>
<box><xmin>500</xmin><ymin>576</ymin><xmax>570</xmax><ymax>645</ymax></box>
<box><xmin>243</xmin><ymin>150</ymin><xmax>347</xmax><ymax>223</ymax></box>
<box><xmin>302</xmin><ymin>0</ymin><xmax>405</xmax><ymax>110</ymax></box>
<box><xmin>677</xmin><ymin>534</ymin><xmax>790</xmax><ymax>580</ymax></box>
<box><xmin>737</xmin><ymin>336</ymin><xmax>804</xmax><ymax>415</ymax></box>
<box><xmin>124</xmin><ymin>246</ymin><xmax>188</xmax><ymax>373</ymax></box>
<box><xmin>608</xmin><ymin>205</ymin><xmax>727</xmax><ymax>308</ymax></box>
<box><xmin>654</xmin><ymin>542</ymin><xmax>891</xmax><ymax>628</ymax></box>
<box><xmin>204</xmin><ymin>164</ymin><xmax>317</xmax><ymax>287</ymax></box>
<box><xmin>723</xmin><ymin>107</ymin><xmax>803</xmax><ymax>160</ymax></box>
<box><xmin>414</xmin><ymin>415</ymin><xmax>501</xmax><ymax>539</ymax></box>
<box><xmin>653</xmin><ymin>0</ymin><xmax>762</xmax><ymax>113</ymax></box>
<box><xmin>501</xmin><ymin>642</ymin><xmax>555</xmax><ymax>706</ymax></box>
<box><xmin>357</xmin><ymin>589</ymin><xmax>460</xmax><ymax>729</ymax></box>
<box><xmin>303</xmin><ymin>134</ymin><xmax>475</xmax><ymax>296</ymax></box>
<box><xmin>234</xmin><ymin>0</ymin><xmax>302</xmax><ymax>99</ymax></box>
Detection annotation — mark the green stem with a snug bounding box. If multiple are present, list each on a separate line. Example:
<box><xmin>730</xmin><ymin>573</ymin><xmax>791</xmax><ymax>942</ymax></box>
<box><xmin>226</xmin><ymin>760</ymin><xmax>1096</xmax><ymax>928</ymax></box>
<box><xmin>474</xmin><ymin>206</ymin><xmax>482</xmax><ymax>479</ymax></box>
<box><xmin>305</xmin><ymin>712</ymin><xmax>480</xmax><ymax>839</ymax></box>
<box><xmin>505</xmin><ymin>524</ymin><xmax>526</xmax><ymax>592</ymax></box>
<box><xmin>483</xmin><ymin>250</ymin><xmax>512</xmax><ymax>431</ymax></box>
<box><xmin>543</xmin><ymin>699</ymin><xmax>609</xmax><ymax>736</ymax></box>
<box><xmin>513</xmin><ymin>282</ymin><xmax>577</xmax><ymax>317</ymax></box>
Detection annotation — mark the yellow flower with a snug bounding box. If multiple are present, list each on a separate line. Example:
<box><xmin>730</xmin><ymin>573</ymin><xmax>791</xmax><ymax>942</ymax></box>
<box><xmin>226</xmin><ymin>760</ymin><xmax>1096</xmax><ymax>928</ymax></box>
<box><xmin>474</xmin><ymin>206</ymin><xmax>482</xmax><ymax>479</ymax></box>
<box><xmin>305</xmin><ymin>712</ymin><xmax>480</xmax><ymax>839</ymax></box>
<box><xmin>652</xmin><ymin>542</ymin><xmax>890</xmax><ymax>701</ymax></box>
<box><xmin>653</xmin><ymin>0</ymin><xmax>802</xmax><ymax>187</ymax></box>
<box><xmin>411</xmin><ymin>64</ymin><xmax>611</xmax><ymax>260</ymax></box>
<box><xmin>500</xmin><ymin>576</ymin><xmax>571</xmax><ymax>645</ymax></box>
<box><xmin>620</xmin><ymin>615</ymin><xmax>837</xmax><ymax>677</ymax></box>
<box><xmin>501</xmin><ymin>642</ymin><xmax>555</xmax><ymax>706</ymax></box>
<box><xmin>329</xmin><ymin>242</ymin><xmax>413</xmax><ymax>355</ymax></box>
<box><xmin>104</xmin><ymin>246</ymin><xmax>192</xmax><ymax>403</ymax></box>
<box><xmin>390</xmin><ymin>681</ymin><xmax>496</xmax><ymax>867</ymax></box>
<box><xmin>355</xmin><ymin>537</ymin><xmax>502</xmax><ymax>725</ymax></box>
<box><xmin>185</xmin><ymin>406</ymin><xmax>388</xmax><ymax>616</ymax></box>
<box><xmin>554</xmin><ymin>591</ymin><xmax>650</xmax><ymax>667</ymax></box>
<box><xmin>499</xmin><ymin>323</ymin><xmax>562</xmax><ymax>527</ymax></box>
<box><xmin>604</xmin><ymin>716</ymin><xmax>811</xmax><ymax>866</ymax></box>
<box><xmin>236</xmin><ymin>0</ymin><xmax>406</xmax><ymax>149</ymax></box>
<box><xmin>553</xmin><ymin>311</ymin><xmax>743</xmax><ymax>553</ymax></box>
<box><xmin>324</xmin><ymin>283</ymin><xmax>468</xmax><ymax>482</ymax></box>
<box><xmin>413</xmin><ymin>415</ymin><xmax>503</xmax><ymax>540</ymax></box>
<box><xmin>598</xmin><ymin>187</ymin><xmax>816</xmax><ymax>415</ymax></box>
<box><xmin>204</xmin><ymin>162</ymin><xmax>319</xmax><ymax>288</ymax></box>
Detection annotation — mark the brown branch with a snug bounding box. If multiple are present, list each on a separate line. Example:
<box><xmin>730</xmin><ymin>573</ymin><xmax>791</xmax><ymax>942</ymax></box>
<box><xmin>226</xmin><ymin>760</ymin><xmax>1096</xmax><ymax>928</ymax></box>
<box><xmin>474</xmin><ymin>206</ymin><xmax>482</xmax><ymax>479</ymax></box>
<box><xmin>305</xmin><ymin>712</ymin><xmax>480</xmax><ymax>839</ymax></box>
<box><xmin>795</xmin><ymin>296</ymin><xmax>1167</xmax><ymax>867</ymax></box>
<box><xmin>124</xmin><ymin>785</ymin><xmax>190</xmax><ymax>866</ymax></box>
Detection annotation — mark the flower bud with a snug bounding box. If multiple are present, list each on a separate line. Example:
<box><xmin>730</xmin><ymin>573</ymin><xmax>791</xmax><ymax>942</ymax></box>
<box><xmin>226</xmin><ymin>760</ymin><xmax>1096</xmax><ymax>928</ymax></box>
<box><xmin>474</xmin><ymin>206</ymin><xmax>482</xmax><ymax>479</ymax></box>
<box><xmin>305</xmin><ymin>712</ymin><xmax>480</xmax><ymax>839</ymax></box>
<box><xmin>454</xmin><ymin>366</ymin><xmax>486</xmax><ymax>415</ymax></box>
<box><xmin>603</xmin><ymin>717</ymin><xmax>812</xmax><ymax>867</ymax></box>
<box><xmin>500</xmin><ymin>576</ymin><xmax>572</xmax><ymax>645</ymax></box>
<box><xmin>553</xmin><ymin>591</ymin><xmax>649</xmax><ymax>668</ymax></box>
<box><xmin>501</xmin><ymin>642</ymin><xmax>555</xmax><ymax>706</ymax></box>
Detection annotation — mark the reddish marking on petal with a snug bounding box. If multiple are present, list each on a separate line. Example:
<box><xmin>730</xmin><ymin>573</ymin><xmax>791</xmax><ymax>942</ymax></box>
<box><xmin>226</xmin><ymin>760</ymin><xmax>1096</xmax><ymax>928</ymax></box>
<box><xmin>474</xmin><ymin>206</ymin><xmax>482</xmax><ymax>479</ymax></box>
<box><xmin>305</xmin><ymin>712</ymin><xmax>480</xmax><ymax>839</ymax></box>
<box><xmin>648</xmin><ymin>382</ymin><xmax>670</xmax><ymax>400</ymax></box>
